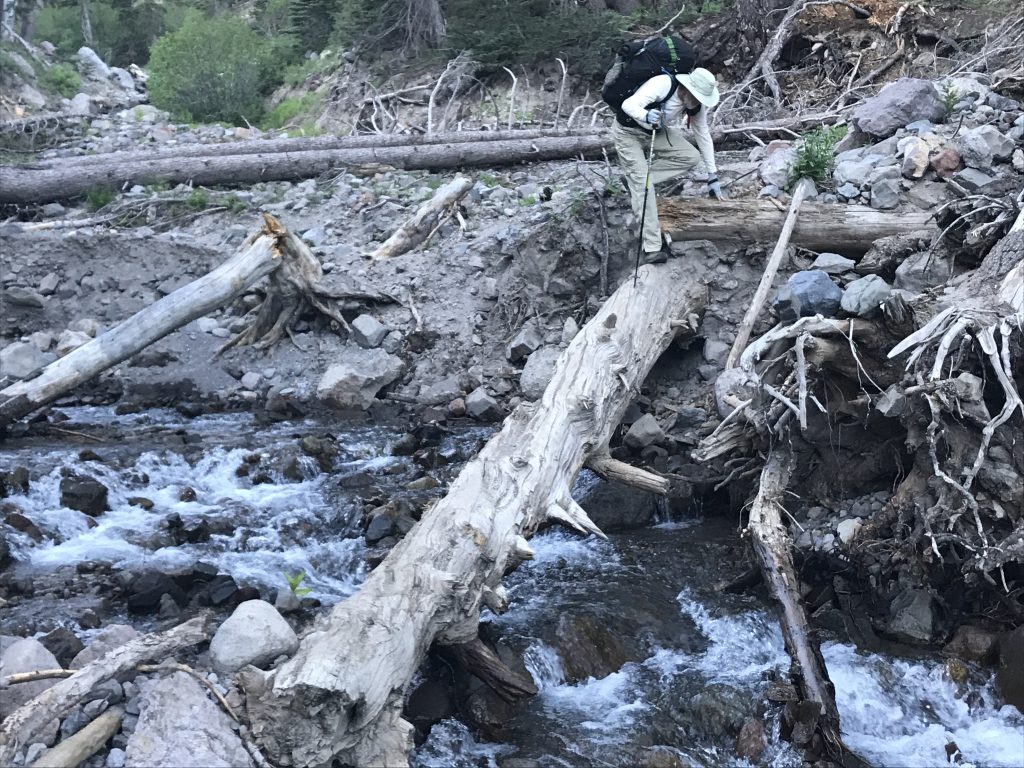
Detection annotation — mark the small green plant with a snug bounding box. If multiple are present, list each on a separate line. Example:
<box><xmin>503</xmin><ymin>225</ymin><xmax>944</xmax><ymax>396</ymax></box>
<box><xmin>518</xmin><ymin>195</ymin><xmax>538</xmax><ymax>206</ymax></box>
<box><xmin>788</xmin><ymin>125</ymin><xmax>847</xmax><ymax>188</ymax></box>
<box><xmin>225</xmin><ymin>193</ymin><xmax>248</xmax><ymax>213</ymax></box>
<box><xmin>40</xmin><ymin>63</ymin><xmax>81</xmax><ymax>99</ymax></box>
<box><xmin>262</xmin><ymin>93</ymin><xmax>319</xmax><ymax>130</ymax></box>
<box><xmin>284</xmin><ymin>571</ymin><xmax>312</xmax><ymax>597</ymax></box>
<box><xmin>185</xmin><ymin>188</ymin><xmax>210</xmax><ymax>210</ymax></box>
<box><xmin>478</xmin><ymin>173</ymin><xmax>500</xmax><ymax>188</ymax></box>
<box><xmin>941</xmin><ymin>82</ymin><xmax>961</xmax><ymax>121</ymax></box>
<box><xmin>85</xmin><ymin>186</ymin><xmax>115</xmax><ymax>211</ymax></box>
<box><xmin>145</xmin><ymin>180</ymin><xmax>171</xmax><ymax>195</ymax></box>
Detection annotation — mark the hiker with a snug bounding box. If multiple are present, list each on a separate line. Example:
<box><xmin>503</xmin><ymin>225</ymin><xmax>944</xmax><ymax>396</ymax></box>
<box><xmin>613</xmin><ymin>67</ymin><xmax>723</xmax><ymax>264</ymax></box>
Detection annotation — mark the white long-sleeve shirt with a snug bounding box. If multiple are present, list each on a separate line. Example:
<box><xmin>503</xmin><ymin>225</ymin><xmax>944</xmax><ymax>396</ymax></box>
<box><xmin>622</xmin><ymin>74</ymin><xmax>717</xmax><ymax>175</ymax></box>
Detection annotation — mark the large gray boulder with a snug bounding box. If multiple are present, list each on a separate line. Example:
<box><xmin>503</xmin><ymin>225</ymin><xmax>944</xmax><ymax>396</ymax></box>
<box><xmin>758</xmin><ymin>142</ymin><xmax>796</xmax><ymax>188</ymax></box>
<box><xmin>1</xmin><ymin>341</ymin><xmax>50</xmax><ymax>379</ymax></box>
<box><xmin>841</xmin><ymin>275</ymin><xmax>891</xmax><ymax>317</ymax></box>
<box><xmin>0</xmin><ymin>638</ymin><xmax>61</xmax><ymax>718</ymax></box>
<box><xmin>772</xmin><ymin>271</ymin><xmax>843</xmax><ymax>321</ymax></box>
<box><xmin>519</xmin><ymin>346</ymin><xmax>562</xmax><ymax>400</ymax></box>
<box><xmin>623</xmin><ymin>413</ymin><xmax>665</xmax><ymax>450</ymax></box>
<box><xmin>209</xmin><ymin>600</ymin><xmax>298</xmax><ymax>674</ymax></box>
<box><xmin>126</xmin><ymin>672</ymin><xmax>254</xmax><ymax>767</ymax></box>
<box><xmin>77</xmin><ymin>47</ymin><xmax>111</xmax><ymax>77</ymax></box>
<box><xmin>895</xmin><ymin>250</ymin><xmax>952</xmax><ymax>293</ymax></box>
<box><xmin>316</xmin><ymin>347</ymin><xmax>405</xmax><ymax>409</ymax></box>
<box><xmin>350</xmin><ymin>314</ymin><xmax>388</xmax><ymax>349</ymax></box>
<box><xmin>465</xmin><ymin>387</ymin><xmax>501</xmax><ymax>421</ymax></box>
<box><xmin>887</xmin><ymin>589</ymin><xmax>942</xmax><ymax>644</ymax></box>
<box><xmin>870</xmin><ymin>177</ymin><xmax>901</xmax><ymax>209</ymax></box>
<box><xmin>852</xmin><ymin>78</ymin><xmax>944</xmax><ymax>138</ymax></box>
<box><xmin>956</xmin><ymin>125</ymin><xmax>1016</xmax><ymax>170</ymax></box>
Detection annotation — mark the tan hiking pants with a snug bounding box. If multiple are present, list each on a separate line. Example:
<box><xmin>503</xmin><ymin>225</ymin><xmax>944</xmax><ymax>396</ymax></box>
<box><xmin>612</xmin><ymin>121</ymin><xmax>701</xmax><ymax>253</ymax></box>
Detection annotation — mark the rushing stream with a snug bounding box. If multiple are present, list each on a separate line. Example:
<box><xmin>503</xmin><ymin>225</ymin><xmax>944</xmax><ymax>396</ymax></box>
<box><xmin>2</xmin><ymin>409</ymin><xmax>1021</xmax><ymax>767</ymax></box>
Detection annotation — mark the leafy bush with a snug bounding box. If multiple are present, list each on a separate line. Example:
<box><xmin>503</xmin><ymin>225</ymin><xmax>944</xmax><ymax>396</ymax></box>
<box><xmin>262</xmin><ymin>93</ymin><xmax>319</xmax><ymax>129</ymax></box>
<box><xmin>40</xmin><ymin>63</ymin><xmax>81</xmax><ymax>98</ymax></box>
<box><xmin>85</xmin><ymin>186</ymin><xmax>115</xmax><ymax>210</ymax></box>
<box><xmin>445</xmin><ymin>0</ymin><xmax>627</xmax><ymax>77</ymax></box>
<box><xmin>147</xmin><ymin>13</ymin><xmax>275</xmax><ymax>123</ymax></box>
<box><xmin>788</xmin><ymin>124</ymin><xmax>847</xmax><ymax>188</ymax></box>
<box><xmin>941</xmin><ymin>82</ymin><xmax>961</xmax><ymax>121</ymax></box>
<box><xmin>34</xmin><ymin>2</ymin><xmax>120</xmax><ymax>59</ymax></box>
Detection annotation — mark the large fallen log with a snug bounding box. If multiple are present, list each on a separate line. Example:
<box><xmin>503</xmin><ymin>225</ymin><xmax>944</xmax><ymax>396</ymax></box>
<box><xmin>0</xmin><ymin>215</ymin><xmax>347</xmax><ymax>429</ymax></box>
<box><xmin>240</xmin><ymin>261</ymin><xmax>709</xmax><ymax>767</ymax></box>
<box><xmin>0</xmin><ymin>135</ymin><xmax>612</xmax><ymax>204</ymax></box>
<box><xmin>659</xmin><ymin>198</ymin><xmax>937</xmax><ymax>256</ymax></box>
<box><xmin>0</xmin><ymin>614</ymin><xmax>209</xmax><ymax>765</ymax></box>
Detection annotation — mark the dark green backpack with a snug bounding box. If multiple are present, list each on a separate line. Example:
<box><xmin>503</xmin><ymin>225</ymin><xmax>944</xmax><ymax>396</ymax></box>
<box><xmin>601</xmin><ymin>35</ymin><xmax>699</xmax><ymax>129</ymax></box>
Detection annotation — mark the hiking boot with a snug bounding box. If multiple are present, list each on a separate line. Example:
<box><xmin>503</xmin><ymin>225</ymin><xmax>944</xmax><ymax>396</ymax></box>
<box><xmin>641</xmin><ymin>248</ymin><xmax>669</xmax><ymax>265</ymax></box>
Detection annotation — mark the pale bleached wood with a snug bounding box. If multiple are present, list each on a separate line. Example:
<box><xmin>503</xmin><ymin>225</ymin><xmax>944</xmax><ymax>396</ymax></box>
<box><xmin>30</xmin><ymin>707</ymin><xmax>123</xmax><ymax>768</ymax></box>
<box><xmin>659</xmin><ymin>196</ymin><xmax>937</xmax><ymax>255</ymax></box>
<box><xmin>726</xmin><ymin>178</ymin><xmax>813</xmax><ymax>370</ymax></box>
<box><xmin>370</xmin><ymin>176</ymin><xmax>474</xmax><ymax>261</ymax></box>
<box><xmin>241</xmin><ymin>261</ymin><xmax>709</xmax><ymax>768</ymax></box>
<box><xmin>0</xmin><ymin>615</ymin><xmax>209</xmax><ymax>765</ymax></box>
<box><xmin>586</xmin><ymin>452</ymin><xmax>670</xmax><ymax>495</ymax></box>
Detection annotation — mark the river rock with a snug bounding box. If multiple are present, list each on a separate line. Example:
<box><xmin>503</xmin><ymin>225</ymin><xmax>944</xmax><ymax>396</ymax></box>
<box><xmin>71</xmin><ymin>624</ymin><xmax>141</xmax><ymax>668</ymax></box>
<box><xmin>758</xmin><ymin>141</ymin><xmax>796</xmax><ymax>188</ymax></box>
<box><xmin>943</xmin><ymin>625</ymin><xmax>999</xmax><ymax>665</ymax></box>
<box><xmin>852</xmin><ymin>78</ymin><xmax>944</xmax><ymax>138</ymax></box>
<box><xmin>577</xmin><ymin>480</ymin><xmax>657</xmax><ymax>532</ymax></box>
<box><xmin>0</xmin><ymin>638</ymin><xmax>61</xmax><ymax>718</ymax></box>
<box><xmin>419</xmin><ymin>376</ymin><xmax>461</xmax><ymax>405</ymax></box>
<box><xmin>870</xmin><ymin>177</ymin><xmax>900</xmax><ymax>209</ymax></box>
<box><xmin>957</xmin><ymin>125</ymin><xmax>1015</xmax><ymax>169</ymax></box>
<box><xmin>996</xmin><ymin>626</ymin><xmax>1024</xmax><ymax>711</ymax></box>
<box><xmin>623</xmin><ymin>413</ymin><xmax>664</xmax><ymax>449</ymax></box>
<box><xmin>465</xmin><ymin>387</ymin><xmax>501</xmax><ymax>421</ymax></box>
<box><xmin>77</xmin><ymin>46</ymin><xmax>111</xmax><ymax>77</ymax></box>
<box><xmin>5</xmin><ymin>510</ymin><xmax>42</xmax><ymax>541</ymax></box>
<box><xmin>56</xmin><ymin>329</ymin><xmax>92</xmax><ymax>356</ymax></box>
<box><xmin>952</xmin><ymin>167</ymin><xmax>997</xmax><ymax>193</ymax></box>
<box><xmin>351</xmin><ymin>314</ymin><xmax>388</xmax><ymax>348</ymax></box>
<box><xmin>126</xmin><ymin>671</ymin><xmax>254</xmax><ymax>767</ymax></box>
<box><xmin>773</xmin><ymin>271</ymin><xmax>843</xmax><ymax>321</ymax></box>
<box><xmin>887</xmin><ymin>588</ymin><xmax>942</xmax><ymax>643</ymax></box>
<box><xmin>506</xmin><ymin>321</ymin><xmax>543</xmax><ymax>363</ymax></box>
<box><xmin>316</xmin><ymin>348</ymin><xmax>405</xmax><ymax>409</ymax></box>
<box><xmin>209</xmin><ymin>599</ymin><xmax>298</xmax><ymax>673</ymax></box>
<box><xmin>40</xmin><ymin>627</ymin><xmax>85</xmax><ymax>667</ymax></box>
<box><xmin>810</xmin><ymin>253</ymin><xmax>855</xmax><ymax>274</ymax></box>
<box><xmin>4</xmin><ymin>287</ymin><xmax>44</xmax><ymax>307</ymax></box>
<box><xmin>841</xmin><ymin>275</ymin><xmax>891</xmax><ymax>317</ymax></box>
<box><xmin>929</xmin><ymin>147</ymin><xmax>962</xmax><ymax>177</ymax></box>
<box><xmin>519</xmin><ymin>346</ymin><xmax>561</xmax><ymax>400</ymax></box>
<box><xmin>894</xmin><ymin>250</ymin><xmax>951</xmax><ymax>292</ymax></box>
<box><xmin>60</xmin><ymin>473</ymin><xmax>110</xmax><ymax>516</ymax></box>
<box><xmin>735</xmin><ymin>717</ymin><xmax>767</xmax><ymax>761</ymax></box>
<box><xmin>836</xmin><ymin>517</ymin><xmax>862</xmax><ymax>544</ymax></box>
<box><xmin>126</xmin><ymin>571</ymin><xmax>187</xmax><ymax>614</ymax></box>
<box><xmin>1</xmin><ymin>341</ymin><xmax>49</xmax><ymax>379</ymax></box>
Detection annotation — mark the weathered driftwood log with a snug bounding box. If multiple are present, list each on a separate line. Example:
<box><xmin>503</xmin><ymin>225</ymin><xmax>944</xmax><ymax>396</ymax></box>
<box><xmin>727</xmin><ymin>178</ymin><xmax>813</xmax><ymax>369</ymax></box>
<box><xmin>30</xmin><ymin>707</ymin><xmax>123</xmax><ymax>768</ymax></box>
<box><xmin>370</xmin><ymin>176</ymin><xmax>474</xmax><ymax>261</ymax></box>
<box><xmin>0</xmin><ymin>215</ymin><xmax>343</xmax><ymax>428</ymax></box>
<box><xmin>0</xmin><ymin>614</ymin><xmax>209</xmax><ymax>765</ymax></box>
<box><xmin>747</xmin><ymin>448</ymin><xmax>860</xmax><ymax>764</ymax></box>
<box><xmin>659</xmin><ymin>198</ymin><xmax>937</xmax><ymax>255</ymax></box>
<box><xmin>29</xmin><ymin>129</ymin><xmax>601</xmax><ymax>170</ymax></box>
<box><xmin>240</xmin><ymin>261</ymin><xmax>709</xmax><ymax>767</ymax></box>
<box><xmin>0</xmin><ymin>135</ymin><xmax>612</xmax><ymax>204</ymax></box>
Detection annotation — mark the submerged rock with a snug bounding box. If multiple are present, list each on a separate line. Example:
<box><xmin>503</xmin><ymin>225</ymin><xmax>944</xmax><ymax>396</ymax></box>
<box><xmin>59</xmin><ymin>473</ymin><xmax>110</xmax><ymax>516</ymax></box>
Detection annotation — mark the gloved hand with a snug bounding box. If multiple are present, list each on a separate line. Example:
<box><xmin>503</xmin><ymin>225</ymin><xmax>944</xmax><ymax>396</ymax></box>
<box><xmin>644</xmin><ymin>109</ymin><xmax>662</xmax><ymax>129</ymax></box>
<box><xmin>707</xmin><ymin>176</ymin><xmax>724</xmax><ymax>200</ymax></box>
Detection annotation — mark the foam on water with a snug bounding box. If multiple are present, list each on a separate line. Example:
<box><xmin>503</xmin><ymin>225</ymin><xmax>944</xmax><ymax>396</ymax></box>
<box><xmin>412</xmin><ymin>719</ymin><xmax>513</xmax><ymax>768</ymax></box>
<box><xmin>825</xmin><ymin>641</ymin><xmax>1024</xmax><ymax>768</ymax></box>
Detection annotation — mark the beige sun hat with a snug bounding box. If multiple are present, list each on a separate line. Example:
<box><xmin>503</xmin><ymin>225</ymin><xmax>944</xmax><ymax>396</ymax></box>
<box><xmin>675</xmin><ymin>68</ymin><xmax>720</xmax><ymax>108</ymax></box>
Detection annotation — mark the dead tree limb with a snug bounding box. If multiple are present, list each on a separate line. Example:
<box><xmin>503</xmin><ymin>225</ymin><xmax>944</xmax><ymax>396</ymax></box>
<box><xmin>747</xmin><ymin>447</ymin><xmax>855</xmax><ymax>763</ymax></box>
<box><xmin>659</xmin><ymin>197</ymin><xmax>937</xmax><ymax>255</ymax></box>
<box><xmin>444</xmin><ymin>638</ymin><xmax>538</xmax><ymax>704</ymax></box>
<box><xmin>0</xmin><ymin>215</ymin><xmax>342</xmax><ymax>428</ymax></box>
<box><xmin>240</xmin><ymin>261</ymin><xmax>709</xmax><ymax>768</ymax></box>
<box><xmin>30</xmin><ymin>707</ymin><xmax>123</xmax><ymax>768</ymax></box>
<box><xmin>586</xmin><ymin>451</ymin><xmax>670</xmax><ymax>495</ymax></box>
<box><xmin>727</xmin><ymin>178</ymin><xmax>813</xmax><ymax>369</ymax></box>
<box><xmin>370</xmin><ymin>176</ymin><xmax>474</xmax><ymax>261</ymax></box>
<box><xmin>0</xmin><ymin>614</ymin><xmax>210</xmax><ymax>765</ymax></box>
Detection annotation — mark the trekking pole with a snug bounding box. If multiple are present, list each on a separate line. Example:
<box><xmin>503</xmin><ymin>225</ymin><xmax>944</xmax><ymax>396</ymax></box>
<box><xmin>633</xmin><ymin>127</ymin><xmax>658</xmax><ymax>288</ymax></box>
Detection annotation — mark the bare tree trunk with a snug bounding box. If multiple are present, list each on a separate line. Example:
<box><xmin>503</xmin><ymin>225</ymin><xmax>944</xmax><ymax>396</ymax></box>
<box><xmin>241</xmin><ymin>261</ymin><xmax>710</xmax><ymax>768</ymax></box>
<box><xmin>0</xmin><ymin>215</ymin><xmax>342</xmax><ymax>428</ymax></box>
<box><xmin>79</xmin><ymin>0</ymin><xmax>93</xmax><ymax>45</ymax></box>
<box><xmin>0</xmin><ymin>615</ymin><xmax>210</xmax><ymax>765</ymax></box>
<box><xmin>1</xmin><ymin>0</ymin><xmax>17</xmax><ymax>37</ymax></box>
<box><xmin>403</xmin><ymin>0</ymin><xmax>446</xmax><ymax>51</ymax></box>
<box><xmin>659</xmin><ymin>197</ymin><xmax>937</xmax><ymax>256</ymax></box>
<box><xmin>0</xmin><ymin>135</ymin><xmax>612</xmax><ymax>204</ymax></box>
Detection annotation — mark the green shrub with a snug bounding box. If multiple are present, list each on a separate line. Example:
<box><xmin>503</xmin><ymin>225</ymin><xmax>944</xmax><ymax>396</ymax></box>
<box><xmin>85</xmin><ymin>186</ymin><xmax>115</xmax><ymax>210</ymax></box>
<box><xmin>147</xmin><ymin>13</ymin><xmax>274</xmax><ymax>124</ymax></box>
<box><xmin>186</xmin><ymin>188</ymin><xmax>210</xmax><ymax>210</ymax></box>
<box><xmin>33</xmin><ymin>2</ymin><xmax>120</xmax><ymax>59</ymax></box>
<box><xmin>788</xmin><ymin>125</ymin><xmax>847</xmax><ymax>188</ymax></box>
<box><xmin>261</xmin><ymin>93</ymin><xmax>319</xmax><ymax>130</ymax></box>
<box><xmin>40</xmin><ymin>63</ymin><xmax>81</xmax><ymax>98</ymax></box>
<box><xmin>941</xmin><ymin>82</ymin><xmax>961</xmax><ymax>121</ymax></box>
